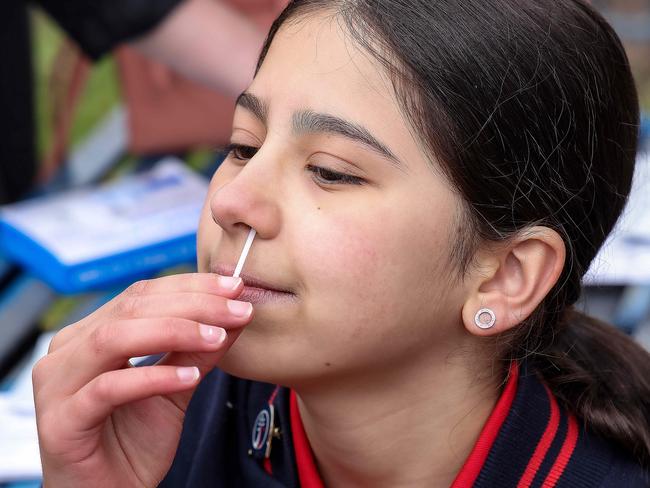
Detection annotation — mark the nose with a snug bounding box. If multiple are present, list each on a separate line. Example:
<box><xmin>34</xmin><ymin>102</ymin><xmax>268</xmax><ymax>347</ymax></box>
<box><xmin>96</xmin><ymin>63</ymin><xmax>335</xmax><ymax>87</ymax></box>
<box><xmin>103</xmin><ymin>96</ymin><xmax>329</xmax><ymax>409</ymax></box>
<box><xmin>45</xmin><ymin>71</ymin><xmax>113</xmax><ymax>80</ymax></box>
<box><xmin>209</xmin><ymin>157</ymin><xmax>282</xmax><ymax>240</ymax></box>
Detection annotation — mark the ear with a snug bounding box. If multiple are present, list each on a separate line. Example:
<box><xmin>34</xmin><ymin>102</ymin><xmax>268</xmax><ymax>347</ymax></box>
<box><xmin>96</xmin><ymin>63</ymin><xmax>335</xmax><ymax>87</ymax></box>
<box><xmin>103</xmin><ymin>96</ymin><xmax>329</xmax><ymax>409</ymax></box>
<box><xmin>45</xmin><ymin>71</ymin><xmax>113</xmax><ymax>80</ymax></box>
<box><xmin>461</xmin><ymin>226</ymin><xmax>566</xmax><ymax>336</ymax></box>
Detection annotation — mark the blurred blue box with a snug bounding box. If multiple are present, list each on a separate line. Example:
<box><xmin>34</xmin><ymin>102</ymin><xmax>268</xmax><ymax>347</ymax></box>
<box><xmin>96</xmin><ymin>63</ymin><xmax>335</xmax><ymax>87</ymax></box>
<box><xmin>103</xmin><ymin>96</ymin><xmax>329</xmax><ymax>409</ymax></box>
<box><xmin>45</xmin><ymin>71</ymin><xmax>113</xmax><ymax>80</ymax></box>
<box><xmin>0</xmin><ymin>158</ymin><xmax>207</xmax><ymax>294</ymax></box>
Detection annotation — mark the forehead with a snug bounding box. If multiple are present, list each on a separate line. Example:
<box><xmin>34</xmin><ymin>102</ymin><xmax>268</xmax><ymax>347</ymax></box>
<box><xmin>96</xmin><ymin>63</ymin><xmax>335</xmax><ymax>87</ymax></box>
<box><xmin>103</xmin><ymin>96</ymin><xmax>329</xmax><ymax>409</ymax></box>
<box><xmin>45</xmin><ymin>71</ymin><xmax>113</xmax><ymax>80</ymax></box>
<box><xmin>249</xmin><ymin>12</ymin><xmax>408</xmax><ymax>138</ymax></box>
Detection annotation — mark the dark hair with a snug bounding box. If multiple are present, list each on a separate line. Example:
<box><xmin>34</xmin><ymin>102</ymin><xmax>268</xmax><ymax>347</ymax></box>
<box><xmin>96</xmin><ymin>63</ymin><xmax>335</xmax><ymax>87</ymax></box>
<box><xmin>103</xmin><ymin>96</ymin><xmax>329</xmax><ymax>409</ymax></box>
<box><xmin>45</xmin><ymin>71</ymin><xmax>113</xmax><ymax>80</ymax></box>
<box><xmin>258</xmin><ymin>0</ymin><xmax>650</xmax><ymax>467</ymax></box>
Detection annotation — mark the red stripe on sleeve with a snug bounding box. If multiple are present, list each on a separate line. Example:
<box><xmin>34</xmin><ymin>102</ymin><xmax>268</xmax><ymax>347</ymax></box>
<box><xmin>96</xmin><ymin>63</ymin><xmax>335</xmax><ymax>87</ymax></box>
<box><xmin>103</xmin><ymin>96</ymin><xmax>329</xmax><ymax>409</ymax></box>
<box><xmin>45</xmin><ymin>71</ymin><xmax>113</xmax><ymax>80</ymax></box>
<box><xmin>516</xmin><ymin>383</ymin><xmax>561</xmax><ymax>487</ymax></box>
<box><xmin>541</xmin><ymin>413</ymin><xmax>579</xmax><ymax>488</ymax></box>
<box><xmin>450</xmin><ymin>362</ymin><xmax>520</xmax><ymax>488</ymax></box>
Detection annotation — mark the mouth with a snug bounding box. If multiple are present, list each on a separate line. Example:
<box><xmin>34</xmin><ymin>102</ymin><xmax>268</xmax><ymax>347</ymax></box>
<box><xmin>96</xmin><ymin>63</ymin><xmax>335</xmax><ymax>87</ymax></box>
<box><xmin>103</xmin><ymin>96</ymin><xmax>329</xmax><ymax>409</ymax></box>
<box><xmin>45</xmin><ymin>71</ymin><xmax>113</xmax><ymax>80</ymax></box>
<box><xmin>211</xmin><ymin>263</ymin><xmax>297</xmax><ymax>305</ymax></box>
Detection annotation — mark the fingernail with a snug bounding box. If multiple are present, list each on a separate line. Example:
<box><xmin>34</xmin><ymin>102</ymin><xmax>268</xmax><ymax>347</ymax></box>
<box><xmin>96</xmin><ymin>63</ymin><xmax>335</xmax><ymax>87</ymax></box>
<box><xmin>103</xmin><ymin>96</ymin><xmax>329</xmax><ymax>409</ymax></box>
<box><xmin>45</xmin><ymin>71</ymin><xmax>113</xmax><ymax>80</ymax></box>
<box><xmin>227</xmin><ymin>300</ymin><xmax>253</xmax><ymax>318</ymax></box>
<box><xmin>176</xmin><ymin>366</ymin><xmax>200</xmax><ymax>383</ymax></box>
<box><xmin>199</xmin><ymin>324</ymin><xmax>226</xmax><ymax>344</ymax></box>
<box><xmin>218</xmin><ymin>275</ymin><xmax>242</xmax><ymax>291</ymax></box>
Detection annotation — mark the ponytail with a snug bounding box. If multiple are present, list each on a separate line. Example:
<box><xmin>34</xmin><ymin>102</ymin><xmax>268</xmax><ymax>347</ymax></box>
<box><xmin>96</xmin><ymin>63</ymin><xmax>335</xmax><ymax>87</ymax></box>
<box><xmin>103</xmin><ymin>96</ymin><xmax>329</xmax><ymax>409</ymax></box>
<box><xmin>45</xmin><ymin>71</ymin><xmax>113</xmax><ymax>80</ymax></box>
<box><xmin>534</xmin><ymin>307</ymin><xmax>650</xmax><ymax>468</ymax></box>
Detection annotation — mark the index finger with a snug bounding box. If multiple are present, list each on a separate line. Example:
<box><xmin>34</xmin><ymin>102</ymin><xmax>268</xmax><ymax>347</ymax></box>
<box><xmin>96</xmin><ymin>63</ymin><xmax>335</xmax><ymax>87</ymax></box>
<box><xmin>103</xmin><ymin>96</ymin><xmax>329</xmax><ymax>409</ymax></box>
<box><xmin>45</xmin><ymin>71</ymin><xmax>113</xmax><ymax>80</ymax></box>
<box><xmin>48</xmin><ymin>273</ymin><xmax>243</xmax><ymax>354</ymax></box>
<box><xmin>122</xmin><ymin>273</ymin><xmax>243</xmax><ymax>298</ymax></box>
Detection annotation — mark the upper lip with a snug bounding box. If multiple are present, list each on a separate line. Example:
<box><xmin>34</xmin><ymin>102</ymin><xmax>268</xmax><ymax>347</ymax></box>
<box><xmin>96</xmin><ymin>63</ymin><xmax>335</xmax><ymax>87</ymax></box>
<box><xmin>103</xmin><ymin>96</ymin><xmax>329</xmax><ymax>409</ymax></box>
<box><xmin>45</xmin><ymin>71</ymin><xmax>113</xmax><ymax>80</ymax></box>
<box><xmin>211</xmin><ymin>263</ymin><xmax>294</xmax><ymax>294</ymax></box>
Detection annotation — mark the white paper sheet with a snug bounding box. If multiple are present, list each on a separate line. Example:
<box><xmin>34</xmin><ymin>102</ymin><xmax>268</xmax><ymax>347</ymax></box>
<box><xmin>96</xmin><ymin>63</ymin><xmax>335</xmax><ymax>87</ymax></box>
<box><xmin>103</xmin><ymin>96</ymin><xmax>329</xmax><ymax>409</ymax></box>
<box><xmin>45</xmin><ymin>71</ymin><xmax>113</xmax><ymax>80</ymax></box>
<box><xmin>1</xmin><ymin>158</ymin><xmax>208</xmax><ymax>265</ymax></box>
<box><xmin>0</xmin><ymin>333</ymin><xmax>55</xmax><ymax>482</ymax></box>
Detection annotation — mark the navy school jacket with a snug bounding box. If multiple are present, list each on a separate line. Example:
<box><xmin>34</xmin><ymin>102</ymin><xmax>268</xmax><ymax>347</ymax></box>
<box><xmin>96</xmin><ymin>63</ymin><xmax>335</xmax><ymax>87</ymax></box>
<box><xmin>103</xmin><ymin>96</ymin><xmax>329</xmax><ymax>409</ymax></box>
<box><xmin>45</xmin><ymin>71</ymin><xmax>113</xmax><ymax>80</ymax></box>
<box><xmin>158</xmin><ymin>362</ymin><xmax>649</xmax><ymax>487</ymax></box>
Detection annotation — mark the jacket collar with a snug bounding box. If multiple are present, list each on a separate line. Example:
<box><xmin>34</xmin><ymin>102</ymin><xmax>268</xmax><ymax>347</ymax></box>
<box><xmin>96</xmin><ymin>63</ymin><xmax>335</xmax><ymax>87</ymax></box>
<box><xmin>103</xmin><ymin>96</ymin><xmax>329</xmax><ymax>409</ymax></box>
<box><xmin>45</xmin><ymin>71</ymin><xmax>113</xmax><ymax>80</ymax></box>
<box><xmin>246</xmin><ymin>361</ymin><xmax>624</xmax><ymax>487</ymax></box>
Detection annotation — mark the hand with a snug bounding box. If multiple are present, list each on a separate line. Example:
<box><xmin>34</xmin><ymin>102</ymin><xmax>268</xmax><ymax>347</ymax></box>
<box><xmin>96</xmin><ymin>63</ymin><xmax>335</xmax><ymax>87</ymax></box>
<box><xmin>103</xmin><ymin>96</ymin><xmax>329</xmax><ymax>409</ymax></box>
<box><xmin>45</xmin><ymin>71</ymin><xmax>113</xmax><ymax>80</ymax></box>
<box><xmin>33</xmin><ymin>273</ymin><xmax>252</xmax><ymax>487</ymax></box>
<box><xmin>223</xmin><ymin>0</ymin><xmax>290</xmax><ymax>28</ymax></box>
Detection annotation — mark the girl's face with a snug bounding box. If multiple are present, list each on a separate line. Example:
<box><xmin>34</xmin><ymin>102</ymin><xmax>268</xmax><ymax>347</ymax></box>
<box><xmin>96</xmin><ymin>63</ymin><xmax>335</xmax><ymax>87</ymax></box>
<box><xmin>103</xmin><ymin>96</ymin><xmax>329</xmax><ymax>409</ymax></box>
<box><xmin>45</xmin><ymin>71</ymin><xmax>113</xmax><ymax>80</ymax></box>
<box><xmin>197</xmin><ymin>13</ymin><xmax>470</xmax><ymax>385</ymax></box>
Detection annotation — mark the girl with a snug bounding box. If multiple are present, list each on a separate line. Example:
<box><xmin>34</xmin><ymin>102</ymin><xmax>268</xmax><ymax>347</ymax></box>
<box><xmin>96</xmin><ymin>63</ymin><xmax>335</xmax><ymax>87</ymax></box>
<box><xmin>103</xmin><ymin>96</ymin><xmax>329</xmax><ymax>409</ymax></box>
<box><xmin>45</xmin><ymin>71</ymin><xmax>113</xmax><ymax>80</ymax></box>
<box><xmin>34</xmin><ymin>0</ymin><xmax>650</xmax><ymax>486</ymax></box>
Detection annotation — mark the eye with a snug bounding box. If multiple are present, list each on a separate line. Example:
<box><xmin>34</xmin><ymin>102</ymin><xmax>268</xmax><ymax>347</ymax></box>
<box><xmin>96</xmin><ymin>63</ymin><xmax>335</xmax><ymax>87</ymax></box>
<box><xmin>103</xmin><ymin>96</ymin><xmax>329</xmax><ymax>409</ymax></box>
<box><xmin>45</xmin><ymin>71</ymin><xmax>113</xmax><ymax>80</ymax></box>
<box><xmin>225</xmin><ymin>143</ymin><xmax>259</xmax><ymax>161</ymax></box>
<box><xmin>306</xmin><ymin>164</ymin><xmax>365</xmax><ymax>186</ymax></box>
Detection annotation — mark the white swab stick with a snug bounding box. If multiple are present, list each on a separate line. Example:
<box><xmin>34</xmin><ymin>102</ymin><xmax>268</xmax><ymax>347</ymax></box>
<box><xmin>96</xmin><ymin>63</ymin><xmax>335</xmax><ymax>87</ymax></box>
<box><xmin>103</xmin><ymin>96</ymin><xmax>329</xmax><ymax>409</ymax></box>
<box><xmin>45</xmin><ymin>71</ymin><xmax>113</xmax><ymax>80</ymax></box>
<box><xmin>233</xmin><ymin>228</ymin><xmax>256</xmax><ymax>278</ymax></box>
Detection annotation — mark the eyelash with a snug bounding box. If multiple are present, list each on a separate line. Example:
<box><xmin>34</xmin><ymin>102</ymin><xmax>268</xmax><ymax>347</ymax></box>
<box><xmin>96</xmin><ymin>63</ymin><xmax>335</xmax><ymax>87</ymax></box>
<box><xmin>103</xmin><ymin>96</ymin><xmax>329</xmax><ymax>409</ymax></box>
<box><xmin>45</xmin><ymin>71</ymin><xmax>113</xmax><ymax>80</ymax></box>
<box><xmin>224</xmin><ymin>143</ymin><xmax>365</xmax><ymax>186</ymax></box>
<box><xmin>225</xmin><ymin>143</ymin><xmax>258</xmax><ymax>161</ymax></box>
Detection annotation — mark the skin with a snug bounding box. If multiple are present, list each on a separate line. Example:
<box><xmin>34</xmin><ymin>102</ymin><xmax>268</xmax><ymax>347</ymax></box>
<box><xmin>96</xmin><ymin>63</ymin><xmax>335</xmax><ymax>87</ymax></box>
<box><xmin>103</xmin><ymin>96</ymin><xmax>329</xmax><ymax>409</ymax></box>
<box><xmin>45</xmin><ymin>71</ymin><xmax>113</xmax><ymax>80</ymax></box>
<box><xmin>199</xmin><ymin>12</ymin><xmax>565</xmax><ymax>488</ymax></box>
<box><xmin>34</xmin><ymin>10</ymin><xmax>566</xmax><ymax>488</ymax></box>
<box><xmin>132</xmin><ymin>0</ymin><xmax>288</xmax><ymax>97</ymax></box>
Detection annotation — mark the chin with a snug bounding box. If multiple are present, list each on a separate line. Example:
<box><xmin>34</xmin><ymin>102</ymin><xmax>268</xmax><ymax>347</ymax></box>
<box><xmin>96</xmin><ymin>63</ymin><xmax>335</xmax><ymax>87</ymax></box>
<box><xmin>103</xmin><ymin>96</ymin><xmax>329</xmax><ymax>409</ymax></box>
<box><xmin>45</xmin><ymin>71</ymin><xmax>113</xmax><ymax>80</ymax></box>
<box><xmin>216</xmin><ymin>330</ymin><xmax>330</xmax><ymax>387</ymax></box>
<box><xmin>217</xmin><ymin>331</ymin><xmax>289</xmax><ymax>384</ymax></box>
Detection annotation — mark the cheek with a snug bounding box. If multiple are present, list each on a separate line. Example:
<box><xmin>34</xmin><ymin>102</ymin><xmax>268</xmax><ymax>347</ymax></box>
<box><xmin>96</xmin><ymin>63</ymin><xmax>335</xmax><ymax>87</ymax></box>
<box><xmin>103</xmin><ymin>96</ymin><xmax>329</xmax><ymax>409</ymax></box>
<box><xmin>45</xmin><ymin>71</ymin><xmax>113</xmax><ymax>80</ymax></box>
<box><xmin>282</xmin><ymin>201</ymin><xmax>457</xmax><ymax>377</ymax></box>
<box><xmin>296</xmin><ymin>180</ymin><xmax>461</xmax><ymax>325</ymax></box>
<box><xmin>315</xmin><ymin>221</ymin><xmax>378</xmax><ymax>280</ymax></box>
<box><xmin>293</xmin><ymin>218</ymin><xmax>388</xmax><ymax>361</ymax></box>
<box><xmin>294</xmin><ymin>203</ymin><xmax>449</xmax><ymax>327</ymax></box>
<box><xmin>297</xmin><ymin>213</ymin><xmax>379</xmax><ymax>286</ymax></box>
<box><xmin>196</xmin><ymin>172</ymin><xmax>228</xmax><ymax>272</ymax></box>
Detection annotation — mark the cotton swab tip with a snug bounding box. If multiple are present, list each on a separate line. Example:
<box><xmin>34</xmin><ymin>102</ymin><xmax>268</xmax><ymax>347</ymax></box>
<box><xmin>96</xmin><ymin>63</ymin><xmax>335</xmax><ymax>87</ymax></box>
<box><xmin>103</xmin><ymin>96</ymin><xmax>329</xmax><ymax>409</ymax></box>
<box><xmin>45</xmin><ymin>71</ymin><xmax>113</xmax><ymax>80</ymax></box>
<box><xmin>233</xmin><ymin>228</ymin><xmax>256</xmax><ymax>278</ymax></box>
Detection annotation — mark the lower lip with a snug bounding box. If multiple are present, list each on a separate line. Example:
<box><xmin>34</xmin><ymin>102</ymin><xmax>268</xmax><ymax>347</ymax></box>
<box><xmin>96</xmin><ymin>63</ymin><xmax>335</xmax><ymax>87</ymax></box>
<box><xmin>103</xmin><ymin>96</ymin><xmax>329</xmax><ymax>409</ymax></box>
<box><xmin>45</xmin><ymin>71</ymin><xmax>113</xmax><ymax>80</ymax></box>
<box><xmin>238</xmin><ymin>286</ymin><xmax>296</xmax><ymax>305</ymax></box>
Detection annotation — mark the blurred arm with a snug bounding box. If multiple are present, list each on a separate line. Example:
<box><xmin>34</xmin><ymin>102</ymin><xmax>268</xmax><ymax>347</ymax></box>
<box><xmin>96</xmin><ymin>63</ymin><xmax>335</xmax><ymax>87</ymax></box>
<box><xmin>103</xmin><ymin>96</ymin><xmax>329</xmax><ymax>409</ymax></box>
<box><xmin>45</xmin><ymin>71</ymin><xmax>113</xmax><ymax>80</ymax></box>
<box><xmin>130</xmin><ymin>0</ymin><xmax>267</xmax><ymax>97</ymax></box>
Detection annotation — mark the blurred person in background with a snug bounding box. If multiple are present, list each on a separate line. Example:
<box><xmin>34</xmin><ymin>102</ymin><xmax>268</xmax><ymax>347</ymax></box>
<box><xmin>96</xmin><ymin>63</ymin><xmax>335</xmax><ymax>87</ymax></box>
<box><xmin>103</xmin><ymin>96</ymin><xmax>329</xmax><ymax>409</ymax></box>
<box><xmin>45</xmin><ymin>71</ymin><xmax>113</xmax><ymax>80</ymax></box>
<box><xmin>0</xmin><ymin>0</ymin><xmax>286</xmax><ymax>205</ymax></box>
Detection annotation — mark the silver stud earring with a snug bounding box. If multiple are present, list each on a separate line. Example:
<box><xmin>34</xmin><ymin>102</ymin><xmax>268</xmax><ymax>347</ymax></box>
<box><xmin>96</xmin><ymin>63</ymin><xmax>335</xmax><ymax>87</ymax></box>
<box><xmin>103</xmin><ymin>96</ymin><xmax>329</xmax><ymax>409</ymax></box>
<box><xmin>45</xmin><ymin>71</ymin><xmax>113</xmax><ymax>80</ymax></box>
<box><xmin>474</xmin><ymin>308</ymin><xmax>496</xmax><ymax>329</ymax></box>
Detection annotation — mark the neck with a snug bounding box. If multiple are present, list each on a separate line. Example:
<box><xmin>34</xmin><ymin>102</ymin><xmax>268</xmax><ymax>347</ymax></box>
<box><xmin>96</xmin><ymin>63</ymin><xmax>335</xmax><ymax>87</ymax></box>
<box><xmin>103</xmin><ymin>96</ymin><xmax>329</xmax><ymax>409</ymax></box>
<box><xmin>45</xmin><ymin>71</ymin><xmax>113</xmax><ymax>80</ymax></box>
<box><xmin>294</xmin><ymin>347</ymin><xmax>500</xmax><ymax>488</ymax></box>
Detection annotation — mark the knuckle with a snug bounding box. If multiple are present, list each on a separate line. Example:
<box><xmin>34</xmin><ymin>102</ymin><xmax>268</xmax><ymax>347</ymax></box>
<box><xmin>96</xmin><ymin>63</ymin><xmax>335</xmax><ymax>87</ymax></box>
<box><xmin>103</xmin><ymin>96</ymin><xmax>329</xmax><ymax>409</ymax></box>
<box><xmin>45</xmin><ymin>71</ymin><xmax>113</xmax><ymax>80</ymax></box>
<box><xmin>125</xmin><ymin>279</ymin><xmax>150</xmax><ymax>296</ymax></box>
<box><xmin>32</xmin><ymin>356</ymin><xmax>50</xmax><ymax>386</ymax></box>
<box><xmin>112</xmin><ymin>294</ymin><xmax>139</xmax><ymax>318</ymax></box>
<box><xmin>47</xmin><ymin>321</ymin><xmax>83</xmax><ymax>354</ymax></box>
<box><xmin>88</xmin><ymin>323</ymin><xmax>119</xmax><ymax>357</ymax></box>
<box><xmin>192</xmin><ymin>294</ymin><xmax>219</xmax><ymax>316</ymax></box>
<box><xmin>92</xmin><ymin>373</ymin><xmax>115</xmax><ymax>404</ymax></box>
<box><xmin>140</xmin><ymin>366</ymin><xmax>158</xmax><ymax>384</ymax></box>
<box><xmin>47</xmin><ymin>333</ymin><xmax>61</xmax><ymax>354</ymax></box>
<box><xmin>47</xmin><ymin>327</ymin><xmax>70</xmax><ymax>353</ymax></box>
<box><xmin>159</xmin><ymin>318</ymin><xmax>187</xmax><ymax>343</ymax></box>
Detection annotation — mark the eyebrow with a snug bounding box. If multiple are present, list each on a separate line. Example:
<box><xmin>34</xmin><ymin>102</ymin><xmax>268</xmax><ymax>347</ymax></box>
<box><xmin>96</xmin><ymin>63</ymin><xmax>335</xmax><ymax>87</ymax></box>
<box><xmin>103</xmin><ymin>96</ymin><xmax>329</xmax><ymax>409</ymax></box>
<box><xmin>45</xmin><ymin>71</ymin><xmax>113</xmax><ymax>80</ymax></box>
<box><xmin>292</xmin><ymin>110</ymin><xmax>403</xmax><ymax>169</ymax></box>
<box><xmin>236</xmin><ymin>92</ymin><xmax>268</xmax><ymax>123</ymax></box>
<box><xmin>235</xmin><ymin>92</ymin><xmax>404</xmax><ymax>170</ymax></box>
